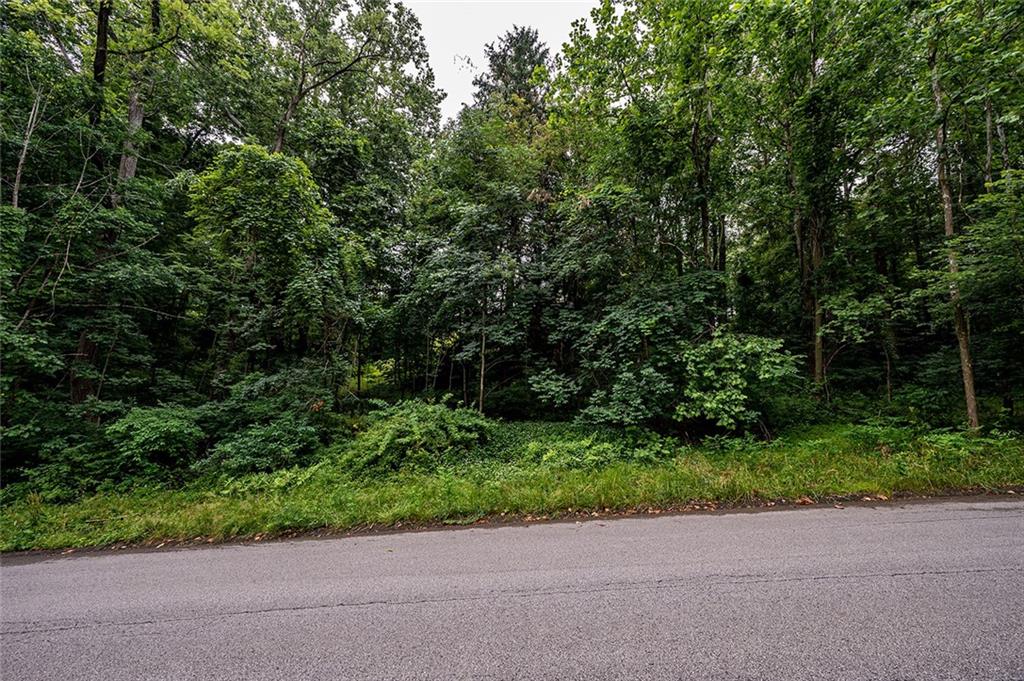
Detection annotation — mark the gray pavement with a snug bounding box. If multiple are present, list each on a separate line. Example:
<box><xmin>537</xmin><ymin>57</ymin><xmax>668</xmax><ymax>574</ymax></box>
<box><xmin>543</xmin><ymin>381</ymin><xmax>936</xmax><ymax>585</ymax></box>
<box><xmin>2</xmin><ymin>498</ymin><xmax>1023</xmax><ymax>680</ymax></box>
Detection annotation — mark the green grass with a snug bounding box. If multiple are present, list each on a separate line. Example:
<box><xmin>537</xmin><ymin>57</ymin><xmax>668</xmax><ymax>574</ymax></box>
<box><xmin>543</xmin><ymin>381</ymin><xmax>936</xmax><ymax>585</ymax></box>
<box><xmin>2</xmin><ymin>423</ymin><xmax>1022</xmax><ymax>551</ymax></box>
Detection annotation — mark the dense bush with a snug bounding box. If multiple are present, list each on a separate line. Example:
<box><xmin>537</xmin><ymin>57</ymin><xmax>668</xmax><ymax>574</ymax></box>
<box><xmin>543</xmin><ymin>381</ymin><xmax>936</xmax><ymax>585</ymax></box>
<box><xmin>18</xmin><ymin>441</ymin><xmax>126</xmax><ymax>503</ymax></box>
<box><xmin>2</xmin><ymin>406</ymin><xmax>204</xmax><ymax>503</ymax></box>
<box><xmin>674</xmin><ymin>334</ymin><xmax>799</xmax><ymax>429</ymax></box>
<box><xmin>195</xmin><ymin>368</ymin><xmax>338</xmax><ymax>443</ymax></box>
<box><xmin>106</xmin><ymin>406</ymin><xmax>205</xmax><ymax>472</ymax></box>
<box><xmin>561</xmin><ymin>326</ymin><xmax>798</xmax><ymax>432</ymax></box>
<box><xmin>197</xmin><ymin>416</ymin><xmax>320</xmax><ymax>476</ymax></box>
<box><xmin>339</xmin><ymin>401</ymin><xmax>495</xmax><ymax>474</ymax></box>
<box><xmin>482</xmin><ymin>421</ymin><xmax>680</xmax><ymax>469</ymax></box>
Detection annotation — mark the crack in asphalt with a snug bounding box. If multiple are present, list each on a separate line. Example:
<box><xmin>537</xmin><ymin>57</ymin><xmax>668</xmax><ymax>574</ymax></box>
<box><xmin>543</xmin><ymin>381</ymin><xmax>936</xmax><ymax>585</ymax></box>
<box><xmin>3</xmin><ymin>566</ymin><xmax>1018</xmax><ymax>638</ymax></box>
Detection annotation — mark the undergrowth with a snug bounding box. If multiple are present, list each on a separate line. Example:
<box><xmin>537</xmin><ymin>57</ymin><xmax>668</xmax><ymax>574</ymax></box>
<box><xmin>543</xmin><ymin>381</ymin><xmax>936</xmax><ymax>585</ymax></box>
<box><xmin>2</xmin><ymin>421</ymin><xmax>1021</xmax><ymax>551</ymax></box>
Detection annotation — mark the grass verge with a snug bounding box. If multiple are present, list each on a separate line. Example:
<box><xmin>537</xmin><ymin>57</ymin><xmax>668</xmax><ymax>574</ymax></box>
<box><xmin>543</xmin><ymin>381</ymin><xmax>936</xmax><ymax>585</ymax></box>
<box><xmin>2</xmin><ymin>423</ymin><xmax>1022</xmax><ymax>551</ymax></box>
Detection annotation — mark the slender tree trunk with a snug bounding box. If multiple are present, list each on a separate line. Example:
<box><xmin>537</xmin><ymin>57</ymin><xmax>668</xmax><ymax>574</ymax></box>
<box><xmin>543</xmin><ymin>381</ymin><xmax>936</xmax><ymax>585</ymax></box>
<box><xmin>984</xmin><ymin>96</ymin><xmax>994</xmax><ymax>186</ymax></box>
<box><xmin>808</xmin><ymin>11</ymin><xmax>826</xmax><ymax>387</ymax></box>
<box><xmin>425</xmin><ymin>334</ymin><xmax>431</xmax><ymax>392</ymax></box>
<box><xmin>355</xmin><ymin>336</ymin><xmax>362</xmax><ymax>394</ymax></box>
<box><xmin>883</xmin><ymin>344</ymin><xmax>893</xmax><ymax>402</ymax></box>
<box><xmin>784</xmin><ymin>124</ymin><xmax>817</xmax><ymax>381</ymax></box>
<box><xmin>115</xmin><ymin>91</ymin><xmax>144</xmax><ymax>185</ymax></box>
<box><xmin>115</xmin><ymin>0</ymin><xmax>161</xmax><ymax>198</ymax></box>
<box><xmin>478</xmin><ymin>307</ymin><xmax>486</xmax><ymax>414</ymax></box>
<box><xmin>931</xmin><ymin>45</ymin><xmax>980</xmax><ymax>429</ymax></box>
<box><xmin>70</xmin><ymin>332</ymin><xmax>98</xmax><ymax>404</ymax></box>
<box><xmin>273</xmin><ymin>92</ymin><xmax>301</xmax><ymax>153</ymax></box>
<box><xmin>813</xmin><ymin>301</ymin><xmax>824</xmax><ymax>385</ymax></box>
<box><xmin>91</xmin><ymin>0</ymin><xmax>112</xmax><ymax>127</ymax></box>
<box><xmin>12</xmin><ymin>88</ymin><xmax>43</xmax><ymax>209</ymax></box>
<box><xmin>716</xmin><ymin>217</ymin><xmax>726</xmax><ymax>271</ymax></box>
<box><xmin>811</xmin><ymin>219</ymin><xmax>825</xmax><ymax>386</ymax></box>
<box><xmin>996</xmin><ymin>120</ymin><xmax>1010</xmax><ymax>170</ymax></box>
<box><xmin>691</xmin><ymin>111</ymin><xmax>711</xmax><ymax>267</ymax></box>
<box><xmin>462</xmin><ymin>362</ymin><xmax>468</xmax><ymax>407</ymax></box>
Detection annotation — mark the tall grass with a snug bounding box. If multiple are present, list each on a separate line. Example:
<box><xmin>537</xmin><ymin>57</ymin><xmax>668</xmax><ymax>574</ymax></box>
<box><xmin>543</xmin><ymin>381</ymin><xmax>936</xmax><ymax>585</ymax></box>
<box><xmin>2</xmin><ymin>424</ymin><xmax>1021</xmax><ymax>551</ymax></box>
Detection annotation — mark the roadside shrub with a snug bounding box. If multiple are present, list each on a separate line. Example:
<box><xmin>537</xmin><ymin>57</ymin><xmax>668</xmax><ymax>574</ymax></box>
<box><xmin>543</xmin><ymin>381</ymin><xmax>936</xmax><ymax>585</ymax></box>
<box><xmin>673</xmin><ymin>334</ymin><xmax>798</xmax><ymax>429</ymax></box>
<box><xmin>548</xmin><ymin>310</ymin><xmax>798</xmax><ymax>433</ymax></box>
<box><xmin>760</xmin><ymin>389</ymin><xmax>823</xmax><ymax>432</ymax></box>
<box><xmin>524</xmin><ymin>435</ymin><xmax>622</xmax><ymax>469</ymax></box>
<box><xmin>2</xmin><ymin>405</ymin><xmax>200</xmax><ymax>503</ymax></box>
<box><xmin>215</xmin><ymin>462</ymin><xmax>331</xmax><ymax>497</ymax></box>
<box><xmin>19</xmin><ymin>439</ymin><xmax>124</xmax><ymax>503</ymax></box>
<box><xmin>843</xmin><ymin>423</ymin><xmax>921</xmax><ymax>454</ymax></box>
<box><xmin>339</xmin><ymin>401</ymin><xmax>494</xmax><ymax>474</ymax></box>
<box><xmin>106</xmin><ymin>406</ymin><xmax>204</xmax><ymax>472</ymax></box>
<box><xmin>195</xmin><ymin>367</ymin><xmax>336</xmax><ymax>442</ymax></box>
<box><xmin>198</xmin><ymin>416</ymin><xmax>319</xmax><ymax>476</ymax></box>
<box><xmin>522</xmin><ymin>426</ymin><xmax>679</xmax><ymax>469</ymax></box>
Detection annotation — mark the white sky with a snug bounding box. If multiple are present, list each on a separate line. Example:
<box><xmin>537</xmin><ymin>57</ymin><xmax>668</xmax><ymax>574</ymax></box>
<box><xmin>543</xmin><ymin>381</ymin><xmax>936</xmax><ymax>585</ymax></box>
<box><xmin>405</xmin><ymin>0</ymin><xmax>600</xmax><ymax>119</ymax></box>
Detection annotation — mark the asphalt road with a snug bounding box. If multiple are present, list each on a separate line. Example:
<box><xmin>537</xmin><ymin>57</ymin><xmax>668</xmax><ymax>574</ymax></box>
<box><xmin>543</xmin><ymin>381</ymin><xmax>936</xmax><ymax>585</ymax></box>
<box><xmin>2</xmin><ymin>498</ymin><xmax>1023</xmax><ymax>680</ymax></box>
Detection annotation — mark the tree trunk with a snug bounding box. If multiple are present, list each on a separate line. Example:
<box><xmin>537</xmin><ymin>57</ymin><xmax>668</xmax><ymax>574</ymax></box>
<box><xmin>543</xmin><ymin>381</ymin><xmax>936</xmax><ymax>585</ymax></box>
<box><xmin>70</xmin><ymin>332</ymin><xmax>98</xmax><ymax>404</ymax></box>
<box><xmin>12</xmin><ymin>88</ymin><xmax>43</xmax><ymax>209</ymax></box>
<box><xmin>355</xmin><ymin>336</ymin><xmax>362</xmax><ymax>395</ymax></box>
<box><xmin>785</xmin><ymin>124</ymin><xmax>817</xmax><ymax>382</ymax></box>
<box><xmin>115</xmin><ymin>91</ymin><xmax>144</xmax><ymax>186</ymax></box>
<box><xmin>691</xmin><ymin>111</ymin><xmax>711</xmax><ymax>267</ymax></box>
<box><xmin>91</xmin><ymin>0</ymin><xmax>112</xmax><ymax>127</ymax></box>
<box><xmin>883</xmin><ymin>343</ymin><xmax>893</xmax><ymax>402</ymax></box>
<box><xmin>996</xmin><ymin>119</ymin><xmax>1010</xmax><ymax>170</ymax></box>
<box><xmin>984</xmin><ymin>96</ymin><xmax>994</xmax><ymax>186</ymax></box>
<box><xmin>425</xmin><ymin>334</ymin><xmax>431</xmax><ymax>392</ymax></box>
<box><xmin>272</xmin><ymin>94</ymin><xmax>300</xmax><ymax>153</ymax></box>
<box><xmin>115</xmin><ymin>0</ymin><xmax>161</xmax><ymax>196</ymax></box>
<box><xmin>810</xmin><ymin>219</ymin><xmax>825</xmax><ymax>386</ymax></box>
<box><xmin>931</xmin><ymin>45</ymin><xmax>980</xmax><ymax>429</ymax></box>
<box><xmin>716</xmin><ymin>217</ymin><xmax>726</xmax><ymax>271</ymax></box>
<box><xmin>813</xmin><ymin>300</ymin><xmax>824</xmax><ymax>385</ymax></box>
<box><xmin>478</xmin><ymin>309</ymin><xmax>486</xmax><ymax>414</ymax></box>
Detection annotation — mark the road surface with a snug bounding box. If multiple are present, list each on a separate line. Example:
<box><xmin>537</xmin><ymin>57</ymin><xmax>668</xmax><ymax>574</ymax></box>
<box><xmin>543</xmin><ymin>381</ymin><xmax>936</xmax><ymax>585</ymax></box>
<box><xmin>2</xmin><ymin>498</ymin><xmax>1023</xmax><ymax>680</ymax></box>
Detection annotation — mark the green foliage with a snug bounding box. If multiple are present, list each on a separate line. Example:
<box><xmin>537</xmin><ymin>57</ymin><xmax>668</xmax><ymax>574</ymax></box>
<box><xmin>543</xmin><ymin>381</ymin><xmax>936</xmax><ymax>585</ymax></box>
<box><xmin>3</xmin><ymin>423</ymin><xmax>1022</xmax><ymax>551</ymax></box>
<box><xmin>2</xmin><ymin>0</ymin><xmax>1022</xmax><ymax>510</ymax></box>
<box><xmin>214</xmin><ymin>462</ymin><xmax>330</xmax><ymax>498</ymax></box>
<box><xmin>195</xmin><ymin>368</ymin><xmax>337</xmax><ymax>444</ymax></box>
<box><xmin>524</xmin><ymin>436</ymin><xmax>622</xmax><ymax>469</ymax></box>
<box><xmin>188</xmin><ymin>145</ymin><xmax>333</xmax><ymax>289</ymax></box>
<box><xmin>675</xmin><ymin>334</ymin><xmax>798</xmax><ymax>429</ymax></box>
<box><xmin>339</xmin><ymin>402</ymin><xmax>495</xmax><ymax>474</ymax></box>
<box><xmin>199</xmin><ymin>417</ymin><xmax>319</xmax><ymax>476</ymax></box>
<box><xmin>106</xmin><ymin>406</ymin><xmax>205</xmax><ymax>472</ymax></box>
<box><xmin>521</xmin><ymin>427</ymin><xmax>675</xmax><ymax>469</ymax></box>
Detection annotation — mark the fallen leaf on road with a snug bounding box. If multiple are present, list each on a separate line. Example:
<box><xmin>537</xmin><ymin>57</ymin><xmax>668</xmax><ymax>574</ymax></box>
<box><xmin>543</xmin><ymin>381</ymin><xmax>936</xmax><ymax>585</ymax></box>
<box><xmin>796</xmin><ymin>496</ymin><xmax>815</xmax><ymax>505</ymax></box>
